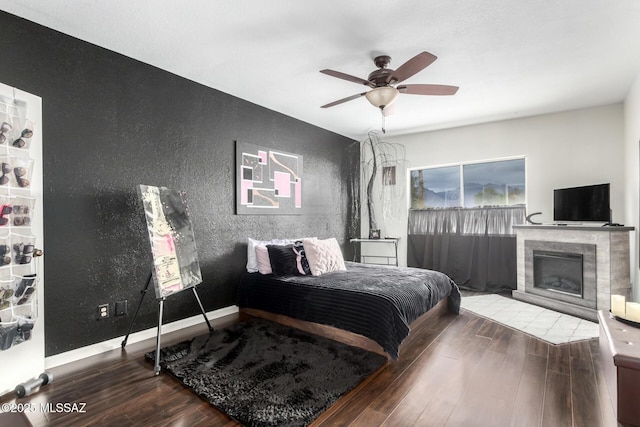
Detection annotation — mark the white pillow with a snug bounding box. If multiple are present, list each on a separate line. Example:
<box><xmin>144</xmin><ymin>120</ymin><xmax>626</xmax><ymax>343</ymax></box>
<box><xmin>246</xmin><ymin>238</ymin><xmax>287</xmax><ymax>272</ymax></box>
<box><xmin>254</xmin><ymin>245</ymin><xmax>273</xmax><ymax>275</ymax></box>
<box><xmin>302</xmin><ymin>237</ymin><xmax>346</xmax><ymax>276</ymax></box>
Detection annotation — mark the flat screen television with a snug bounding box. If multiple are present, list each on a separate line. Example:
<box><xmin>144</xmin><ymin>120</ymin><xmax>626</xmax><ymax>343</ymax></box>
<box><xmin>553</xmin><ymin>183</ymin><xmax>610</xmax><ymax>223</ymax></box>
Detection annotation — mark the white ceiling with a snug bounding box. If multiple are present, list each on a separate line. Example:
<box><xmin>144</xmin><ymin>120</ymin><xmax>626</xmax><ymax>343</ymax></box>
<box><xmin>2</xmin><ymin>0</ymin><xmax>640</xmax><ymax>141</ymax></box>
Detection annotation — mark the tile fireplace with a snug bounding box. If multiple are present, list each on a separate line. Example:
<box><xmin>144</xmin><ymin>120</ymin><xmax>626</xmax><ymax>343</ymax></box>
<box><xmin>513</xmin><ymin>225</ymin><xmax>633</xmax><ymax>321</ymax></box>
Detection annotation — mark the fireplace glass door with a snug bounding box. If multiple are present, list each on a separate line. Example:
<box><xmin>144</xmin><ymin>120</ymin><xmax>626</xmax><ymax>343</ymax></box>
<box><xmin>533</xmin><ymin>250</ymin><xmax>583</xmax><ymax>297</ymax></box>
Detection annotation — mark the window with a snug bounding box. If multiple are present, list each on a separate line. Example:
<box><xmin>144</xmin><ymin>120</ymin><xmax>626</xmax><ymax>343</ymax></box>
<box><xmin>410</xmin><ymin>158</ymin><xmax>525</xmax><ymax>209</ymax></box>
<box><xmin>410</xmin><ymin>165</ymin><xmax>460</xmax><ymax>208</ymax></box>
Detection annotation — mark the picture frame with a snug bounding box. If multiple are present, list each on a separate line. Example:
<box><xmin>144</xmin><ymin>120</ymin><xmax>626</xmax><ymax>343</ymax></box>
<box><xmin>236</xmin><ymin>141</ymin><xmax>303</xmax><ymax>215</ymax></box>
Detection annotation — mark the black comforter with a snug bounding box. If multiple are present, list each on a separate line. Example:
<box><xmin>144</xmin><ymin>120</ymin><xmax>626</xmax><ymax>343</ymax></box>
<box><xmin>236</xmin><ymin>262</ymin><xmax>461</xmax><ymax>359</ymax></box>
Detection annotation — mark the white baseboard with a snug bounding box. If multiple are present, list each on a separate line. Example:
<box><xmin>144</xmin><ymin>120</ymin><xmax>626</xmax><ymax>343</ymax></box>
<box><xmin>44</xmin><ymin>305</ymin><xmax>239</xmax><ymax>370</ymax></box>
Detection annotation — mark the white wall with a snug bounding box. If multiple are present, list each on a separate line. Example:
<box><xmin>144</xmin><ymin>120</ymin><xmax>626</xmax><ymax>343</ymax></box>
<box><xmin>380</xmin><ymin>104</ymin><xmax>626</xmax><ymax>272</ymax></box>
<box><xmin>624</xmin><ymin>73</ymin><xmax>640</xmax><ymax>299</ymax></box>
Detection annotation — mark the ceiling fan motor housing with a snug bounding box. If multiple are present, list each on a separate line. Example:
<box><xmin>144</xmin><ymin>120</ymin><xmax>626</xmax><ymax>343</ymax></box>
<box><xmin>369</xmin><ymin>55</ymin><xmax>395</xmax><ymax>86</ymax></box>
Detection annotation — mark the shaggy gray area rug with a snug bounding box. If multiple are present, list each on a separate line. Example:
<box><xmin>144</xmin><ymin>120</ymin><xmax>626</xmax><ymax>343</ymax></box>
<box><xmin>147</xmin><ymin>318</ymin><xmax>387</xmax><ymax>426</ymax></box>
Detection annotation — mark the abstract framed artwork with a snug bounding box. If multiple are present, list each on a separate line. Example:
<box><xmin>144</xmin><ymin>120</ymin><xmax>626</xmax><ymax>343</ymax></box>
<box><xmin>236</xmin><ymin>141</ymin><xmax>303</xmax><ymax>215</ymax></box>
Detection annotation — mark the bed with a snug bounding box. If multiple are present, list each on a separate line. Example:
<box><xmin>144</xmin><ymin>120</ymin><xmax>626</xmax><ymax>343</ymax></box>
<box><xmin>237</xmin><ymin>260</ymin><xmax>461</xmax><ymax>360</ymax></box>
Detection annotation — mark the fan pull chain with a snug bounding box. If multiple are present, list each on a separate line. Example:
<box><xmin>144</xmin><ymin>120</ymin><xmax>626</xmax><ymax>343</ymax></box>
<box><xmin>380</xmin><ymin>108</ymin><xmax>386</xmax><ymax>134</ymax></box>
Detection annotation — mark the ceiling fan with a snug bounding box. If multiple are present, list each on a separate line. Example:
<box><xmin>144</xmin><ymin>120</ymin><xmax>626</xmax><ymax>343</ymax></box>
<box><xmin>320</xmin><ymin>51</ymin><xmax>458</xmax><ymax>117</ymax></box>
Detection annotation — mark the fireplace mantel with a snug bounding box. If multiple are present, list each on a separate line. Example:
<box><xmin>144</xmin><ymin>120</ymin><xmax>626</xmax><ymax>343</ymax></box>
<box><xmin>513</xmin><ymin>225</ymin><xmax>634</xmax><ymax>321</ymax></box>
<box><xmin>514</xmin><ymin>225</ymin><xmax>635</xmax><ymax>233</ymax></box>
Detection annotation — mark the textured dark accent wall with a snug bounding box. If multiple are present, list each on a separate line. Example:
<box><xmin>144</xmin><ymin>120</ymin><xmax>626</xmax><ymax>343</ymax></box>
<box><xmin>0</xmin><ymin>11</ymin><xmax>357</xmax><ymax>356</ymax></box>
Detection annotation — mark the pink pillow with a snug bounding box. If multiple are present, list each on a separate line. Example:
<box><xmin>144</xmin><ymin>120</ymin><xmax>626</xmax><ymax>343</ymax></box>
<box><xmin>255</xmin><ymin>245</ymin><xmax>272</xmax><ymax>275</ymax></box>
<box><xmin>247</xmin><ymin>238</ymin><xmax>288</xmax><ymax>272</ymax></box>
<box><xmin>302</xmin><ymin>237</ymin><xmax>346</xmax><ymax>276</ymax></box>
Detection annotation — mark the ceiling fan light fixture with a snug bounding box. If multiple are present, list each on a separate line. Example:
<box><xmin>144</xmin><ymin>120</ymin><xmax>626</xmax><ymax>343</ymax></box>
<box><xmin>365</xmin><ymin>86</ymin><xmax>399</xmax><ymax>109</ymax></box>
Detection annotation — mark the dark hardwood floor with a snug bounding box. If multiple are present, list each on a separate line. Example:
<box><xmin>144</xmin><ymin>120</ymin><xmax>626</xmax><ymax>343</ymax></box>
<box><xmin>0</xmin><ymin>302</ymin><xmax>626</xmax><ymax>427</ymax></box>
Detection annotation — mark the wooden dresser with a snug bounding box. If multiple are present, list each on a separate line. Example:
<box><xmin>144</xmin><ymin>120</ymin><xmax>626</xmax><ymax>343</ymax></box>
<box><xmin>598</xmin><ymin>310</ymin><xmax>640</xmax><ymax>426</ymax></box>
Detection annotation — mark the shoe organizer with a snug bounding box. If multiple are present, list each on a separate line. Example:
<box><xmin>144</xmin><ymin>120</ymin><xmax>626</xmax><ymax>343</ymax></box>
<box><xmin>11</xmin><ymin>274</ymin><xmax>36</xmax><ymax>305</ymax></box>
<box><xmin>13</xmin><ymin>301</ymin><xmax>36</xmax><ymax>345</ymax></box>
<box><xmin>0</xmin><ymin>234</ymin><xmax>9</xmax><ymax>267</ymax></box>
<box><xmin>9</xmin><ymin>196</ymin><xmax>34</xmax><ymax>228</ymax></box>
<box><xmin>0</xmin><ymin>156</ymin><xmax>33</xmax><ymax>189</ymax></box>
<box><xmin>0</xmin><ymin>279</ymin><xmax>12</xmax><ymax>310</ymax></box>
<box><xmin>0</xmin><ymin>113</ymin><xmax>35</xmax><ymax>151</ymax></box>
<box><xmin>0</xmin><ymin>295</ymin><xmax>36</xmax><ymax>350</ymax></box>
<box><xmin>0</xmin><ymin>307</ymin><xmax>17</xmax><ymax>351</ymax></box>
<box><xmin>10</xmin><ymin>234</ymin><xmax>35</xmax><ymax>265</ymax></box>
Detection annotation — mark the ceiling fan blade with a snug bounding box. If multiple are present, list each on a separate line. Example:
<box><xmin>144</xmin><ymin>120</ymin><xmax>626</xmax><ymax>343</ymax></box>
<box><xmin>320</xmin><ymin>69</ymin><xmax>374</xmax><ymax>87</ymax></box>
<box><xmin>397</xmin><ymin>84</ymin><xmax>459</xmax><ymax>96</ymax></box>
<box><xmin>387</xmin><ymin>51</ymin><xmax>437</xmax><ymax>84</ymax></box>
<box><xmin>321</xmin><ymin>92</ymin><xmax>368</xmax><ymax>108</ymax></box>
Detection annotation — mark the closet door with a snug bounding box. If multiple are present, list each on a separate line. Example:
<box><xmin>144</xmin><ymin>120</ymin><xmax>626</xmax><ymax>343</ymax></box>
<box><xmin>0</xmin><ymin>83</ymin><xmax>44</xmax><ymax>395</ymax></box>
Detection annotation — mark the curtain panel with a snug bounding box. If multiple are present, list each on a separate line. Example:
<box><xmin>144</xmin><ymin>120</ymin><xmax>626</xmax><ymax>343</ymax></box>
<box><xmin>407</xmin><ymin>206</ymin><xmax>526</xmax><ymax>291</ymax></box>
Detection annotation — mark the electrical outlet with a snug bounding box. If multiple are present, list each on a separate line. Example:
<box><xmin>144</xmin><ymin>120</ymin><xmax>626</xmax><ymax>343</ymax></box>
<box><xmin>97</xmin><ymin>303</ymin><xmax>109</xmax><ymax>320</ymax></box>
<box><xmin>115</xmin><ymin>300</ymin><xmax>128</xmax><ymax>316</ymax></box>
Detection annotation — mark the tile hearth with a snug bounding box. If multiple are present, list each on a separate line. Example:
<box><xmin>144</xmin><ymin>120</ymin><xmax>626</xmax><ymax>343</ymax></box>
<box><xmin>462</xmin><ymin>294</ymin><xmax>599</xmax><ymax>344</ymax></box>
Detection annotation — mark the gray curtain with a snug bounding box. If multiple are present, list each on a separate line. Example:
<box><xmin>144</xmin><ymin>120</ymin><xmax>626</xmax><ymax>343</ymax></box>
<box><xmin>407</xmin><ymin>206</ymin><xmax>526</xmax><ymax>291</ymax></box>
